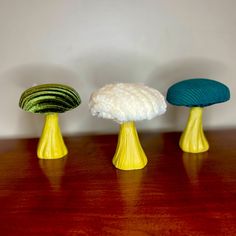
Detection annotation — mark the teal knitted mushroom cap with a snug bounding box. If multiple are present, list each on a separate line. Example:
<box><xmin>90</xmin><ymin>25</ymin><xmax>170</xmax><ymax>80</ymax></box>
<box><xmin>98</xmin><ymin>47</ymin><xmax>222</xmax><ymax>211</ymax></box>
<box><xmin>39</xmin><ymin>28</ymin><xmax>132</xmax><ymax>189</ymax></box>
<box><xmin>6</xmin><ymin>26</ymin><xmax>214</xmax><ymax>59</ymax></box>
<box><xmin>166</xmin><ymin>78</ymin><xmax>230</xmax><ymax>107</ymax></box>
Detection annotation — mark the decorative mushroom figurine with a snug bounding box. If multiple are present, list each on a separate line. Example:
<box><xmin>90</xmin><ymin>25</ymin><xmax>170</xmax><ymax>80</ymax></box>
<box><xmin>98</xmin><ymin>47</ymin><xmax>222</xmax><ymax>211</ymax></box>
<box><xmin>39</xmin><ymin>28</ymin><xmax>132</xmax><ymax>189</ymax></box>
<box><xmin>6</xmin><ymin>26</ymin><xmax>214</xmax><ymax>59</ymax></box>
<box><xmin>89</xmin><ymin>83</ymin><xmax>166</xmax><ymax>170</ymax></box>
<box><xmin>166</xmin><ymin>78</ymin><xmax>230</xmax><ymax>153</ymax></box>
<box><xmin>19</xmin><ymin>84</ymin><xmax>81</xmax><ymax>159</ymax></box>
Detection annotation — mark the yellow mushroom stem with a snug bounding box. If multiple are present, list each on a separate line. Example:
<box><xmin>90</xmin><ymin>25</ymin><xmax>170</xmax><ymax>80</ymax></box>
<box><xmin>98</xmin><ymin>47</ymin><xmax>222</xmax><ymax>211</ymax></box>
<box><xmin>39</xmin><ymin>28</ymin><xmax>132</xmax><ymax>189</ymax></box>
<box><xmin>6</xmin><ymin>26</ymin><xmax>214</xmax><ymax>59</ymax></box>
<box><xmin>112</xmin><ymin>121</ymin><xmax>147</xmax><ymax>170</ymax></box>
<box><xmin>179</xmin><ymin>107</ymin><xmax>209</xmax><ymax>153</ymax></box>
<box><xmin>37</xmin><ymin>113</ymin><xmax>68</xmax><ymax>159</ymax></box>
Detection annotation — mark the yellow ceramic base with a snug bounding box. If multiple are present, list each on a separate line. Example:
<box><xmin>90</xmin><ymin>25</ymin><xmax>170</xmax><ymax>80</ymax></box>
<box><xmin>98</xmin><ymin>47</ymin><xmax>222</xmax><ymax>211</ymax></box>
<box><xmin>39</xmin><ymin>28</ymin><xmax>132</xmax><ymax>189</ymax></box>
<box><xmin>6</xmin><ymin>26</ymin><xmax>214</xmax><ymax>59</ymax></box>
<box><xmin>179</xmin><ymin>107</ymin><xmax>209</xmax><ymax>153</ymax></box>
<box><xmin>112</xmin><ymin>121</ymin><xmax>147</xmax><ymax>170</ymax></box>
<box><xmin>37</xmin><ymin>113</ymin><xmax>68</xmax><ymax>159</ymax></box>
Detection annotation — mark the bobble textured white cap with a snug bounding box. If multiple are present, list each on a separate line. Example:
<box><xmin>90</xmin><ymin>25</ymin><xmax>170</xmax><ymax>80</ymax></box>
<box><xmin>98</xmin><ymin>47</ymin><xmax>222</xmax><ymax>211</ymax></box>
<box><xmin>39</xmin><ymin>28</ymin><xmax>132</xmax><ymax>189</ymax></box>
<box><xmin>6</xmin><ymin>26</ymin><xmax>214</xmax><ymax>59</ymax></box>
<box><xmin>89</xmin><ymin>83</ymin><xmax>167</xmax><ymax>123</ymax></box>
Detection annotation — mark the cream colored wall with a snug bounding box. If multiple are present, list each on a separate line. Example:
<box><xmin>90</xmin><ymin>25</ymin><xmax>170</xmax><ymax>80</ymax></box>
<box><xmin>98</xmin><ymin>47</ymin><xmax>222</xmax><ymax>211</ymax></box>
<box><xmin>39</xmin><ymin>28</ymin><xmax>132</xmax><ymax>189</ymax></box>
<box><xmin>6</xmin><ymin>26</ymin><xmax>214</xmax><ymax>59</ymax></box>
<box><xmin>0</xmin><ymin>0</ymin><xmax>235</xmax><ymax>137</ymax></box>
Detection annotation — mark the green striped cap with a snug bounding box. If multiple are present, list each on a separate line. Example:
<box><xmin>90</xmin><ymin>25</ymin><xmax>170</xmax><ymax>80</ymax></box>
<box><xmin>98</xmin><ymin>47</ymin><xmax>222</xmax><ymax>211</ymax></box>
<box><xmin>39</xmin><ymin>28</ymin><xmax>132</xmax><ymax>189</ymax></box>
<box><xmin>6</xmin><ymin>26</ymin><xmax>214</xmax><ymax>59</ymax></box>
<box><xmin>19</xmin><ymin>84</ymin><xmax>81</xmax><ymax>113</ymax></box>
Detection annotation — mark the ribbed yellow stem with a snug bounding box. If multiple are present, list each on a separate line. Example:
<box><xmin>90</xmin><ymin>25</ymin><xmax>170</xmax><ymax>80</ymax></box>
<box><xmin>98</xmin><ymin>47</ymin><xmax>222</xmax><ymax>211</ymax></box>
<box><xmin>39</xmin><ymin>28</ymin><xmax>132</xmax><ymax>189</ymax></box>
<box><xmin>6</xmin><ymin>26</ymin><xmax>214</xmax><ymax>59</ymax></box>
<box><xmin>179</xmin><ymin>107</ymin><xmax>209</xmax><ymax>153</ymax></box>
<box><xmin>112</xmin><ymin>121</ymin><xmax>147</xmax><ymax>170</ymax></box>
<box><xmin>37</xmin><ymin>113</ymin><xmax>68</xmax><ymax>159</ymax></box>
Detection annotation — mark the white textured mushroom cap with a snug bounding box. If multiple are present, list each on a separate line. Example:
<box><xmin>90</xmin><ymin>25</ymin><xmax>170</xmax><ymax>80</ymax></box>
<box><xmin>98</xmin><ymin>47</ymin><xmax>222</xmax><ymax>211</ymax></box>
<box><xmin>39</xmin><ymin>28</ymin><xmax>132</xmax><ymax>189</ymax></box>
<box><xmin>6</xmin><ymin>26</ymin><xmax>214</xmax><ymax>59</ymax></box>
<box><xmin>89</xmin><ymin>83</ymin><xmax>167</xmax><ymax>123</ymax></box>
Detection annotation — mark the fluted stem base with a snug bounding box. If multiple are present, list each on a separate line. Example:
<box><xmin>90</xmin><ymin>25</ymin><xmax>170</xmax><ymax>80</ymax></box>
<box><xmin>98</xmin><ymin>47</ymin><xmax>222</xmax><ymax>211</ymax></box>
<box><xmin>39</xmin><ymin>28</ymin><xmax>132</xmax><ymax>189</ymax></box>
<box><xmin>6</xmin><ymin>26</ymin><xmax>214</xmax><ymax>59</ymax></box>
<box><xmin>37</xmin><ymin>113</ymin><xmax>68</xmax><ymax>159</ymax></box>
<box><xmin>112</xmin><ymin>121</ymin><xmax>147</xmax><ymax>170</ymax></box>
<box><xmin>180</xmin><ymin>107</ymin><xmax>209</xmax><ymax>153</ymax></box>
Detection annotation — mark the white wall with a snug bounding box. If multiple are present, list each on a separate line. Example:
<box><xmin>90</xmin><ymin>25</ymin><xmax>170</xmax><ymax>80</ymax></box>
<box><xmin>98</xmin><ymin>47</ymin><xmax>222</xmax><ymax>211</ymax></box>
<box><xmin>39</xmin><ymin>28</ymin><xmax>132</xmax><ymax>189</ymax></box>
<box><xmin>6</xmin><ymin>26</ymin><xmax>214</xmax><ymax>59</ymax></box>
<box><xmin>0</xmin><ymin>0</ymin><xmax>235</xmax><ymax>137</ymax></box>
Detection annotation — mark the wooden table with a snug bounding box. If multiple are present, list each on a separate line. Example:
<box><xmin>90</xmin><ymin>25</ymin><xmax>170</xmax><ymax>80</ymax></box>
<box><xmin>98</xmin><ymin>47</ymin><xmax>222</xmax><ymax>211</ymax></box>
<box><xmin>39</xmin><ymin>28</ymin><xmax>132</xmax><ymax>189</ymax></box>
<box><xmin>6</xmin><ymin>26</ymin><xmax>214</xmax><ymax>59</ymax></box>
<box><xmin>0</xmin><ymin>130</ymin><xmax>235</xmax><ymax>235</ymax></box>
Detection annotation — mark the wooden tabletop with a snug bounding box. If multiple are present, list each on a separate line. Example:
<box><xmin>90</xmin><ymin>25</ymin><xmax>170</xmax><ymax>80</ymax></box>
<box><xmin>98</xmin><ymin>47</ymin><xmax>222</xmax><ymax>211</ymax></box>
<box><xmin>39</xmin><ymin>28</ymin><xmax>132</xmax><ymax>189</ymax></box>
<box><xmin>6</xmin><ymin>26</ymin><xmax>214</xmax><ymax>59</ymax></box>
<box><xmin>0</xmin><ymin>129</ymin><xmax>235</xmax><ymax>235</ymax></box>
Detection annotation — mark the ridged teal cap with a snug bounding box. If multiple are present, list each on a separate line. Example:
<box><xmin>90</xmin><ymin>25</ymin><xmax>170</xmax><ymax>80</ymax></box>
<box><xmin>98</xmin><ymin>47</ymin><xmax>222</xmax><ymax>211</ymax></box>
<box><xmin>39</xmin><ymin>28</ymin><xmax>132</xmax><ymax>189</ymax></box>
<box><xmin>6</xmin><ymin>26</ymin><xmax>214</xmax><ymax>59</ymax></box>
<box><xmin>166</xmin><ymin>78</ymin><xmax>230</xmax><ymax>107</ymax></box>
<box><xmin>19</xmin><ymin>84</ymin><xmax>81</xmax><ymax>113</ymax></box>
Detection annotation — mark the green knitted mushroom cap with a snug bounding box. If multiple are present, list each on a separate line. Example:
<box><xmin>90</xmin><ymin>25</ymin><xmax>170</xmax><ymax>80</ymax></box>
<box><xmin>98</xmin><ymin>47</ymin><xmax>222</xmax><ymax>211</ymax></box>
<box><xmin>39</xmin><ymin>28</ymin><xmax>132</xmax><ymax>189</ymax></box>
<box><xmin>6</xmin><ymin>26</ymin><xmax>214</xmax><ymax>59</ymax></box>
<box><xmin>19</xmin><ymin>84</ymin><xmax>81</xmax><ymax>113</ymax></box>
<box><xmin>166</xmin><ymin>78</ymin><xmax>230</xmax><ymax>107</ymax></box>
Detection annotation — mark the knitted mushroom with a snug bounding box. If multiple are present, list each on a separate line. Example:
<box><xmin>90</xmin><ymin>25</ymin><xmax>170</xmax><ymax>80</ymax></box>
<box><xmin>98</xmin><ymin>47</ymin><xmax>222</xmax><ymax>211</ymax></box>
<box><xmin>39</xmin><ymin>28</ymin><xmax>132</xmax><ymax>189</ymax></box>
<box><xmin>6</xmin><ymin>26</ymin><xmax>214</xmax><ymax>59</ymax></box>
<box><xmin>19</xmin><ymin>84</ymin><xmax>81</xmax><ymax>159</ymax></box>
<box><xmin>89</xmin><ymin>83</ymin><xmax>166</xmax><ymax>170</ymax></box>
<box><xmin>167</xmin><ymin>78</ymin><xmax>230</xmax><ymax>153</ymax></box>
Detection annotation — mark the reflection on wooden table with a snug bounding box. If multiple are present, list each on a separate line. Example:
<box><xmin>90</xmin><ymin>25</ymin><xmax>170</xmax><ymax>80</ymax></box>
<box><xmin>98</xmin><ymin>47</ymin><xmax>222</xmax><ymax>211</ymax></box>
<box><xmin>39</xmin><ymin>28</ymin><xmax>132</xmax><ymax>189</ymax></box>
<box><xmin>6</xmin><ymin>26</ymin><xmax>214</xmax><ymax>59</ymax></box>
<box><xmin>0</xmin><ymin>130</ymin><xmax>235</xmax><ymax>235</ymax></box>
